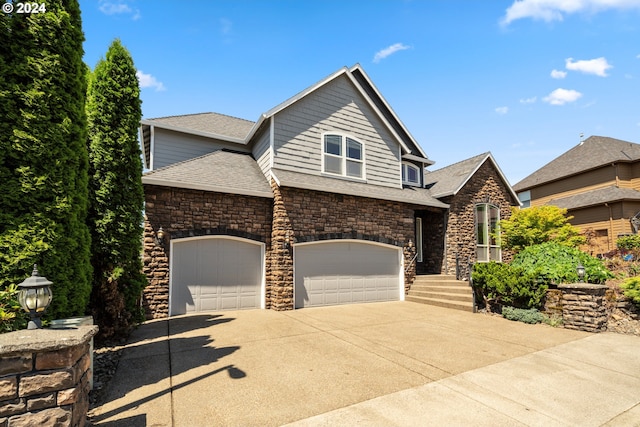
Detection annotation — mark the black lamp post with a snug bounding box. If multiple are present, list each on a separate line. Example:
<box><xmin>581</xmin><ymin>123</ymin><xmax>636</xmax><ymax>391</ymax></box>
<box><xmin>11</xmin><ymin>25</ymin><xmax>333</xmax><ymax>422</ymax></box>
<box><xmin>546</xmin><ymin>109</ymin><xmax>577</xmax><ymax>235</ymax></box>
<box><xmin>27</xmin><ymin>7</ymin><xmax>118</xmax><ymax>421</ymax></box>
<box><xmin>17</xmin><ymin>264</ymin><xmax>53</xmax><ymax>329</ymax></box>
<box><xmin>576</xmin><ymin>263</ymin><xmax>586</xmax><ymax>283</ymax></box>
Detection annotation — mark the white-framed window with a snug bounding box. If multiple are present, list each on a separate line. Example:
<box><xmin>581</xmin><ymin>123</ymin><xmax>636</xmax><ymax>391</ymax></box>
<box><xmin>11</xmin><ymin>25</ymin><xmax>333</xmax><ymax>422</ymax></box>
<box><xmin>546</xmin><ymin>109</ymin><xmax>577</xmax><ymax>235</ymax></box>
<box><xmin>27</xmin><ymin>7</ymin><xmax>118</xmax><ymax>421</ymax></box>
<box><xmin>402</xmin><ymin>162</ymin><xmax>420</xmax><ymax>186</ymax></box>
<box><xmin>323</xmin><ymin>133</ymin><xmax>364</xmax><ymax>179</ymax></box>
<box><xmin>476</xmin><ymin>204</ymin><xmax>501</xmax><ymax>262</ymax></box>
<box><xmin>518</xmin><ymin>190</ymin><xmax>531</xmax><ymax>208</ymax></box>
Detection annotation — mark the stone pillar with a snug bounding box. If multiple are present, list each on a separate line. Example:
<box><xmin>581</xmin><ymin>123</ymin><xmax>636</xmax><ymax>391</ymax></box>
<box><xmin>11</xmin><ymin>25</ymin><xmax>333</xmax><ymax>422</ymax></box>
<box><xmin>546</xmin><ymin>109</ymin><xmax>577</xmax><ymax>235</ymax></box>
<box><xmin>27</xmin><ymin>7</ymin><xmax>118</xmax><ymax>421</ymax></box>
<box><xmin>0</xmin><ymin>326</ymin><xmax>98</xmax><ymax>427</ymax></box>
<box><xmin>269</xmin><ymin>180</ymin><xmax>294</xmax><ymax>310</ymax></box>
<box><xmin>557</xmin><ymin>283</ymin><xmax>609</xmax><ymax>332</ymax></box>
<box><xmin>403</xmin><ymin>243</ymin><xmax>416</xmax><ymax>294</ymax></box>
<box><xmin>142</xmin><ymin>216</ymin><xmax>170</xmax><ymax>319</ymax></box>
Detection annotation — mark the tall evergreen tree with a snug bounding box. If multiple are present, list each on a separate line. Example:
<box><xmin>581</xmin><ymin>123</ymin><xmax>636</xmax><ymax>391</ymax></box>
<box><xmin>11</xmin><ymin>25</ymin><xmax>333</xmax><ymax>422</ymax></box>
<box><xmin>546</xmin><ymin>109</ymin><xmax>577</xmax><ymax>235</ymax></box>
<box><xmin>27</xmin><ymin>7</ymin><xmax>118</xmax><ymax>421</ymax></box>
<box><xmin>0</xmin><ymin>0</ymin><xmax>92</xmax><ymax>320</ymax></box>
<box><xmin>87</xmin><ymin>39</ymin><xmax>146</xmax><ymax>337</ymax></box>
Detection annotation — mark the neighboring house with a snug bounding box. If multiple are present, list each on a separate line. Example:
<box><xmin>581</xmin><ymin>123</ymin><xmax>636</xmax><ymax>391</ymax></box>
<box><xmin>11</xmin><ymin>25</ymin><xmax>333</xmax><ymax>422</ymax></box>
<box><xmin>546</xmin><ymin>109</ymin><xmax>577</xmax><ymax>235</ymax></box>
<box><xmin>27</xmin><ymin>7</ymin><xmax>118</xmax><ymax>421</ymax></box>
<box><xmin>513</xmin><ymin>136</ymin><xmax>640</xmax><ymax>255</ymax></box>
<box><xmin>140</xmin><ymin>64</ymin><xmax>519</xmax><ymax>318</ymax></box>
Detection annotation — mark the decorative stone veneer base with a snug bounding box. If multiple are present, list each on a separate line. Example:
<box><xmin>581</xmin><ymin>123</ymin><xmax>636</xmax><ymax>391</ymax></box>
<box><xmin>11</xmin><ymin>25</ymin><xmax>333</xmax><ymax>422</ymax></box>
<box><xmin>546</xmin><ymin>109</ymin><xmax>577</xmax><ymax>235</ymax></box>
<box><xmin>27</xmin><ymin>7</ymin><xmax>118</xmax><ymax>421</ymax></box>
<box><xmin>557</xmin><ymin>283</ymin><xmax>609</xmax><ymax>332</ymax></box>
<box><xmin>0</xmin><ymin>326</ymin><xmax>98</xmax><ymax>427</ymax></box>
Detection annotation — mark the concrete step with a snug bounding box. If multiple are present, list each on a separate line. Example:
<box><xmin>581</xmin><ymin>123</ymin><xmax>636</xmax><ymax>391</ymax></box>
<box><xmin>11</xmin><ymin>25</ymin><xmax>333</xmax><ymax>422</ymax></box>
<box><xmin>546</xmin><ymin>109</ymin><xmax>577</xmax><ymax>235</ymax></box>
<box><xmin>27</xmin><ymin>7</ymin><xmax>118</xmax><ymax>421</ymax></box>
<box><xmin>413</xmin><ymin>274</ymin><xmax>457</xmax><ymax>282</ymax></box>
<box><xmin>407</xmin><ymin>290</ymin><xmax>473</xmax><ymax>303</ymax></box>
<box><xmin>409</xmin><ymin>284</ymin><xmax>471</xmax><ymax>294</ymax></box>
<box><xmin>405</xmin><ymin>295</ymin><xmax>474</xmax><ymax>312</ymax></box>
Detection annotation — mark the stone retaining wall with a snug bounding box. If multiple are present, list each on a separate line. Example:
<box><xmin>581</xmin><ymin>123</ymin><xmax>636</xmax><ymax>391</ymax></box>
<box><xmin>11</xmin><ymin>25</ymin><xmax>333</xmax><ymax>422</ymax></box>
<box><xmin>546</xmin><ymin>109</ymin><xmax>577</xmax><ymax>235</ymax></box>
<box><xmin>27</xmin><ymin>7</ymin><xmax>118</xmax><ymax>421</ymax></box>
<box><xmin>0</xmin><ymin>325</ymin><xmax>98</xmax><ymax>427</ymax></box>
<box><xmin>543</xmin><ymin>284</ymin><xmax>610</xmax><ymax>332</ymax></box>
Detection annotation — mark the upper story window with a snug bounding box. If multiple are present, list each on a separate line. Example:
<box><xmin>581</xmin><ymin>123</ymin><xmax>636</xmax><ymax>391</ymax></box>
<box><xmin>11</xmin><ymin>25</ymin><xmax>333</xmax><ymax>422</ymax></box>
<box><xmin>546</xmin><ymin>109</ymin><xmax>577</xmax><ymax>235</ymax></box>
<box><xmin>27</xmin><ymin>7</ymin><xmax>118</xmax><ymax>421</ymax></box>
<box><xmin>518</xmin><ymin>190</ymin><xmax>531</xmax><ymax>208</ymax></box>
<box><xmin>323</xmin><ymin>134</ymin><xmax>364</xmax><ymax>179</ymax></box>
<box><xmin>402</xmin><ymin>162</ymin><xmax>420</xmax><ymax>186</ymax></box>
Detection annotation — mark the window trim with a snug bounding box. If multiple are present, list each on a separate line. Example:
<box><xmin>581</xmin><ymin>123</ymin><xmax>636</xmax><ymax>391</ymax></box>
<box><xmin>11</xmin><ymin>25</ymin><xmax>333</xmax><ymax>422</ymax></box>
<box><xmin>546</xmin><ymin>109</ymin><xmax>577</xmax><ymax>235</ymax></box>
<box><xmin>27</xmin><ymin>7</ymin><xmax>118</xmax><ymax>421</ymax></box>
<box><xmin>321</xmin><ymin>132</ymin><xmax>366</xmax><ymax>180</ymax></box>
<box><xmin>402</xmin><ymin>162</ymin><xmax>421</xmax><ymax>186</ymax></box>
<box><xmin>475</xmin><ymin>203</ymin><xmax>501</xmax><ymax>263</ymax></box>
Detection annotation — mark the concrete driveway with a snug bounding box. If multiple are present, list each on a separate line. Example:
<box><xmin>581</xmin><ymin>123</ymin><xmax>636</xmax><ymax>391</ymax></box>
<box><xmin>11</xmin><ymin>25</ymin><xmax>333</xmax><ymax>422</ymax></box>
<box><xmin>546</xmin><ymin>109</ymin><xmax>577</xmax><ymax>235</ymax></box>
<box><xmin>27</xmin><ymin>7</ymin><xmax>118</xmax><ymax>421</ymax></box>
<box><xmin>88</xmin><ymin>302</ymin><xmax>640</xmax><ymax>426</ymax></box>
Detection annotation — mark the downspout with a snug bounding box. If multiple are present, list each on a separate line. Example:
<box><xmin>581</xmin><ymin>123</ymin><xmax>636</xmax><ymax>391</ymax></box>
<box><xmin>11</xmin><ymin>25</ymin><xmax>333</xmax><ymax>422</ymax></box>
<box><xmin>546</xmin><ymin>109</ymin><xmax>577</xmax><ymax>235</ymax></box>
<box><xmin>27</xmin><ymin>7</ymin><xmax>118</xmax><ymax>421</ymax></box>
<box><xmin>605</xmin><ymin>203</ymin><xmax>614</xmax><ymax>251</ymax></box>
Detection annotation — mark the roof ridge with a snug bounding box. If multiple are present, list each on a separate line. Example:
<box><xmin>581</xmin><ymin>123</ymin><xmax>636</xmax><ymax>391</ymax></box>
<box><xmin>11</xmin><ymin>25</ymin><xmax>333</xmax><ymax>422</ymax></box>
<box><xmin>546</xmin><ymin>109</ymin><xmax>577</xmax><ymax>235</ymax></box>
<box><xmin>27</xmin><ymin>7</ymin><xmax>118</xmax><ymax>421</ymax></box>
<box><xmin>146</xmin><ymin>111</ymin><xmax>254</xmax><ymax>124</ymax></box>
<box><xmin>426</xmin><ymin>151</ymin><xmax>490</xmax><ymax>173</ymax></box>
<box><xmin>144</xmin><ymin>149</ymin><xmax>247</xmax><ymax>176</ymax></box>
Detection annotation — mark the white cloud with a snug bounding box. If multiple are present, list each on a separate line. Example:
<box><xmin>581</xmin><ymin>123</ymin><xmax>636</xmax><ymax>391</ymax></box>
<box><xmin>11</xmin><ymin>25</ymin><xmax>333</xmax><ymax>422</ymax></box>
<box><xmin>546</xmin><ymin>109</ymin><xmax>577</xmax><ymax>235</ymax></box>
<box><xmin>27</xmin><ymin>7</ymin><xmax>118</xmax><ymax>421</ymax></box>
<box><xmin>520</xmin><ymin>96</ymin><xmax>537</xmax><ymax>104</ymax></box>
<box><xmin>136</xmin><ymin>70</ymin><xmax>166</xmax><ymax>91</ymax></box>
<box><xmin>551</xmin><ymin>69</ymin><xmax>567</xmax><ymax>79</ymax></box>
<box><xmin>565</xmin><ymin>57</ymin><xmax>612</xmax><ymax>77</ymax></box>
<box><xmin>501</xmin><ymin>0</ymin><xmax>640</xmax><ymax>26</ymax></box>
<box><xmin>543</xmin><ymin>88</ymin><xmax>583</xmax><ymax>105</ymax></box>
<box><xmin>495</xmin><ymin>106</ymin><xmax>509</xmax><ymax>115</ymax></box>
<box><xmin>373</xmin><ymin>43</ymin><xmax>411</xmax><ymax>63</ymax></box>
<box><xmin>99</xmin><ymin>1</ymin><xmax>140</xmax><ymax>20</ymax></box>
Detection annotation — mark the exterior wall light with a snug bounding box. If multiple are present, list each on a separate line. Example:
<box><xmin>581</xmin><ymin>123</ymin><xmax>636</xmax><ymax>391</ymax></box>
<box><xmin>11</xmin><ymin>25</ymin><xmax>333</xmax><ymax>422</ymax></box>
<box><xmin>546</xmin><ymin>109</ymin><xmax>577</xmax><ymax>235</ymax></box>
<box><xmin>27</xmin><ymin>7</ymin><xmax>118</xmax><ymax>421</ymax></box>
<box><xmin>576</xmin><ymin>263</ymin><xmax>586</xmax><ymax>283</ymax></box>
<box><xmin>155</xmin><ymin>227</ymin><xmax>166</xmax><ymax>247</ymax></box>
<box><xmin>17</xmin><ymin>264</ymin><xmax>53</xmax><ymax>329</ymax></box>
<box><xmin>283</xmin><ymin>230</ymin><xmax>294</xmax><ymax>251</ymax></box>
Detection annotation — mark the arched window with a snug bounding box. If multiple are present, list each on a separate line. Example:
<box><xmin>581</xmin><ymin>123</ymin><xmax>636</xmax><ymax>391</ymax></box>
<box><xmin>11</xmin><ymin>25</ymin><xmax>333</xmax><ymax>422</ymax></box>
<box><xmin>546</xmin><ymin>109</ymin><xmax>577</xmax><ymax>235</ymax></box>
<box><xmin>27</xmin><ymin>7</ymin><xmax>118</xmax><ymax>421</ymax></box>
<box><xmin>476</xmin><ymin>204</ymin><xmax>501</xmax><ymax>262</ymax></box>
<box><xmin>402</xmin><ymin>162</ymin><xmax>420</xmax><ymax>186</ymax></box>
<box><xmin>323</xmin><ymin>134</ymin><xmax>364</xmax><ymax>179</ymax></box>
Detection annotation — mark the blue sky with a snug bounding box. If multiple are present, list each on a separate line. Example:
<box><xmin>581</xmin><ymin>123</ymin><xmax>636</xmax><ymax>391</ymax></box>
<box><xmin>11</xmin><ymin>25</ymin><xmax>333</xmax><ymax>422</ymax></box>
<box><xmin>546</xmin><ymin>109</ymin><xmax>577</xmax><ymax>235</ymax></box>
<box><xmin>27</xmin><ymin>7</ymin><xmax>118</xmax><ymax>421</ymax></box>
<box><xmin>80</xmin><ymin>0</ymin><xmax>640</xmax><ymax>185</ymax></box>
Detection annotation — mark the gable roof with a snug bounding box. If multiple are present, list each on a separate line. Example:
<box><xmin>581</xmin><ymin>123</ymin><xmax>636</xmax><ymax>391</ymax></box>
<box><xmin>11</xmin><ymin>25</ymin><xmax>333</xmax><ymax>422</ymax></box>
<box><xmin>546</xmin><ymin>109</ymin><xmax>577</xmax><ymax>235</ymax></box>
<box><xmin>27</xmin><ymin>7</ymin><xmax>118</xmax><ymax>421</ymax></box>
<box><xmin>513</xmin><ymin>136</ymin><xmax>640</xmax><ymax>192</ymax></box>
<box><xmin>271</xmin><ymin>168</ymin><xmax>448</xmax><ymax>209</ymax></box>
<box><xmin>141</xmin><ymin>150</ymin><xmax>273</xmax><ymax>198</ymax></box>
<box><xmin>243</xmin><ymin>64</ymin><xmax>432</xmax><ymax>164</ymax></box>
<box><xmin>424</xmin><ymin>152</ymin><xmax>519</xmax><ymax>204</ymax></box>
<box><xmin>548</xmin><ymin>186</ymin><xmax>640</xmax><ymax>210</ymax></box>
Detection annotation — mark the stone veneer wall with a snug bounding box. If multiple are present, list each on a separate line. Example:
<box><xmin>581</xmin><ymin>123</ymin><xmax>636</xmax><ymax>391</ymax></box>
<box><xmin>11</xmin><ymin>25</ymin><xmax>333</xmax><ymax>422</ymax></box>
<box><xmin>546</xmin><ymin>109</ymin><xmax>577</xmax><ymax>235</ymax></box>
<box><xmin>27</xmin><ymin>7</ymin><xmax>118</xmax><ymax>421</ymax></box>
<box><xmin>557</xmin><ymin>283</ymin><xmax>609</xmax><ymax>332</ymax></box>
<box><xmin>0</xmin><ymin>326</ymin><xmax>97</xmax><ymax>427</ymax></box>
<box><xmin>442</xmin><ymin>160</ymin><xmax>516</xmax><ymax>278</ymax></box>
<box><xmin>269</xmin><ymin>181</ymin><xmax>420</xmax><ymax>310</ymax></box>
<box><xmin>142</xmin><ymin>185</ymin><xmax>273</xmax><ymax>318</ymax></box>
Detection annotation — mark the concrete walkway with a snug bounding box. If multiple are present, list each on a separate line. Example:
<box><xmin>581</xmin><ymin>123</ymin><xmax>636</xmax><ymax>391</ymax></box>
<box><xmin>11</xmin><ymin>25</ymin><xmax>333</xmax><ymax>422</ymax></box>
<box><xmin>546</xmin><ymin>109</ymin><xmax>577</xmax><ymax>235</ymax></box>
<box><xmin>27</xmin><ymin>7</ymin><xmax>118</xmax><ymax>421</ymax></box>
<box><xmin>88</xmin><ymin>302</ymin><xmax>640</xmax><ymax>426</ymax></box>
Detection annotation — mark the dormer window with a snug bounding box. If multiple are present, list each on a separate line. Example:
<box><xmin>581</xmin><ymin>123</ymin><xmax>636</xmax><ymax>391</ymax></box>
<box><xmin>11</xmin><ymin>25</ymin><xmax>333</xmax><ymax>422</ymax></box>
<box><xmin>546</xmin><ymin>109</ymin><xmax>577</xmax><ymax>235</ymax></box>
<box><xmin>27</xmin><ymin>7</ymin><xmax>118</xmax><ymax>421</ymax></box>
<box><xmin>323</xmin><ymin>134</ymin><xmax>364</xmax><ymax>179</ymax></box>
<box><xmin>402</xmin><ymin>162</ymin><xmax>420</xmax><ymax>186</ymax></box>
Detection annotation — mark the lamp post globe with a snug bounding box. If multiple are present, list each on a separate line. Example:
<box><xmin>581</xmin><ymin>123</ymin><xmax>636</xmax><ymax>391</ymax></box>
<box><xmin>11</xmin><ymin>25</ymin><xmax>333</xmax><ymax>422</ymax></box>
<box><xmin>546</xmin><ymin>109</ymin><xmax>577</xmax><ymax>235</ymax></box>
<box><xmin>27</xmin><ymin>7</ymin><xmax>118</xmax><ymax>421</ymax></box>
<box><xmin>17</xmin><ymin>264</ymin><xmax>53</xmax><ymax>329</ymax></box>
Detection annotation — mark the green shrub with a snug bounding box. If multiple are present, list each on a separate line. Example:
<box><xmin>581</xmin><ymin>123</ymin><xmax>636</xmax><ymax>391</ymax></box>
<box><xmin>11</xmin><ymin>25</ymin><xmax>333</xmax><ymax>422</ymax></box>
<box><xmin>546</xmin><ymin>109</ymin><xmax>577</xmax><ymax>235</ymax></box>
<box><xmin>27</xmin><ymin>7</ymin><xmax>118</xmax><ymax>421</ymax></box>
<box><xmin>502</xmin><ymin>306</ymin><xmax>545</xmax><ymax>324</ymax></box>
<box><xmin>510</xmin><ymin>242</ymin><xmax>612</xmax><ymax>285</ymax></box>
<box><xmin>472</xmin><ymin>262</ymin><xmax>547</xmax><ymax>309</ymax></box>
<box><xmin>616</xmin><ymin>235</ymin><xmax>640</xmax><ymax>252</ymax></box>
<box><xmin>0</xmin><ymin>284</ymin><xmax>26</xmax><ymax>333</ymax></box>
<box><xmin>620</xmin><ymin>277</ymin><xmax>640</xmax><ymax>309</ymax></box>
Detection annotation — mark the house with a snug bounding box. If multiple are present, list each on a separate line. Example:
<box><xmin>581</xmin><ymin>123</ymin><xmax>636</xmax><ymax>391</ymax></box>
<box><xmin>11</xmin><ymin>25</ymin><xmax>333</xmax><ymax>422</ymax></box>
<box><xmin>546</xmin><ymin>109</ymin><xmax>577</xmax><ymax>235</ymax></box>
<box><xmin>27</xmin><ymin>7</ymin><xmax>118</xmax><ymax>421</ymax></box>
<box><xmin>513</xmin><ymin>135</ymin><xmax>640</xmax><ymax>255</ymax></box>
<box><xmin>140</xmin><ymin>64</ymin><xmax>519</xmax><ymax>318</ymax></box>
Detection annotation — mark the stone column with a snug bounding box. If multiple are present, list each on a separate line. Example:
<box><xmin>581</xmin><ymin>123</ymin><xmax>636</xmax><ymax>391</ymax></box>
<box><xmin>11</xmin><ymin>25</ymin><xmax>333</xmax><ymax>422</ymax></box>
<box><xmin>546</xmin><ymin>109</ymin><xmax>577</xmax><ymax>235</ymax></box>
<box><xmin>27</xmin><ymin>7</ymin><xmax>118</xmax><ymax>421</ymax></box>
<box><xmin>269</xmin><ymin>180</ymin><xmax>294</xmax><ymax>310</ymax></box>
<box><xmin>558</xmin><ymin>283</ymin><xmax>609</xmax><ymax>332</ymax></box>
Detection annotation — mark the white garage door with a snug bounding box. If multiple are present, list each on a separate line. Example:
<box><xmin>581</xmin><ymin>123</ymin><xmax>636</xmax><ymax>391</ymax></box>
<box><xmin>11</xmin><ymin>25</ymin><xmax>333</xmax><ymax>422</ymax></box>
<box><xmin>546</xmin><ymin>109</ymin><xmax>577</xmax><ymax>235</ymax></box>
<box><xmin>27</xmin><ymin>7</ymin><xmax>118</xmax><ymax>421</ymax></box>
<box><xmin>294</xmin><ymin>240</ymin><xmax>402</xmax><ymax>308</ymax></box>
<box><xmin>170</xmin><ymin>236</ymin><xmax>263</xmax><ymax>316</ymax></box>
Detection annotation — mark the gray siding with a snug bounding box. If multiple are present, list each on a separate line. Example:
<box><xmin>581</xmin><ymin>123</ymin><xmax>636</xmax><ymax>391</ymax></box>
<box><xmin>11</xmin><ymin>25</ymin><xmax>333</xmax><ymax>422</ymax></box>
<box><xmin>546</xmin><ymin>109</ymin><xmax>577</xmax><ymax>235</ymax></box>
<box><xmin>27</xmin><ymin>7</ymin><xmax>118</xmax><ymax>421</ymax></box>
<box><xmin>252</xmin><ymin>125</ymin><xmax>271</xmax><ymax>177</ymax></box>
<box><xmin>272</xmin><ymin>75</ymin><xmax>401</xmax><ymax>188</ymax></box>
<box><xmin>152</xmin><ymin>128</ymin><xmax>249</xmax><ymax>169</ymax></box>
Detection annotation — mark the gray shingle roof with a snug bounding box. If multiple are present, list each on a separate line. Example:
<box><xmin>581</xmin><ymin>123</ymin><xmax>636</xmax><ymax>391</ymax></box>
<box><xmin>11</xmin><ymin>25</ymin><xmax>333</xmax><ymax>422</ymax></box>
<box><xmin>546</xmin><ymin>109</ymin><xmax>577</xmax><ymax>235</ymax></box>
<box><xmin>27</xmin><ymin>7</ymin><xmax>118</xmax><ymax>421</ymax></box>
<box><xmin>425</xmin><ymin>153</ymin><xmax>491</xmax><ymax>198</ymax></box>
<box><xmin>145</xmin><ymin>112</ymin><xmax>255</xmax><ymax>140</ymax></box>
<box><xmin>272</xmin><ymin>168</ymin><xmax>449</xmax><ymax>208</ymax></box>
<box><xmin>142</xmin><ymin>150</ymin><xmax>273</xmax><ymax>198</ymax></box>
<box><xmin>514</xmin><ymin>136</ymin><xmax>640</xmax><ymax>191</ymax></box>
<box><xmin>548</xmin><ymin>186</ymin><xmax>640</xmax><ymax>210</ymax></box>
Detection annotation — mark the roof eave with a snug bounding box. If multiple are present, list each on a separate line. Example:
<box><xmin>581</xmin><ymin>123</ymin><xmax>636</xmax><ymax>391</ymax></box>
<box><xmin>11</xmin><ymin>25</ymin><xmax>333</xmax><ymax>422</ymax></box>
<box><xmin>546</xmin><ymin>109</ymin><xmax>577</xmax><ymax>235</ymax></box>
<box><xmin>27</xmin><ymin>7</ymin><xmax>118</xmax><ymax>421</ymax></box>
<box><xmin>141</xmin><ymin>176</ymin><xmax>274</xmax><ymax>199</ymax></box>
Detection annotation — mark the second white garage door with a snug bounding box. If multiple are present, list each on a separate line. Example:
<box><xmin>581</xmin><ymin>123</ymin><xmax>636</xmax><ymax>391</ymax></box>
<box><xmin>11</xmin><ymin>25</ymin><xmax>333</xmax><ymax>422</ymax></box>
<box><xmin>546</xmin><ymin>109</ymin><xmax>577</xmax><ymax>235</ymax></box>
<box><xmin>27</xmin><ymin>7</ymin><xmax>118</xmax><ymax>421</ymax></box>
<box><xmin>170</xmin><ymin>236</ymin><xmax>264</xmax><ymax>316</ymax></box>
<box><xmin>294</xmin><ymin>240</ymin><xmax>402</xmax><ymax>308</ymax></box>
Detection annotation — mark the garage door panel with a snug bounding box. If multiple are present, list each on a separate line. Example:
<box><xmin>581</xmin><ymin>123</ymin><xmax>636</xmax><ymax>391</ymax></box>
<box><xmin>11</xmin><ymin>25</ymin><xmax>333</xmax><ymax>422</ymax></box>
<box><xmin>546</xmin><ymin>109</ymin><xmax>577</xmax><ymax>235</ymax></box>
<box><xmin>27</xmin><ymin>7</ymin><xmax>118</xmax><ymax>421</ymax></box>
<box><xmin>295</xmin><ymin>241</ymin><xmax>401</xmax><ymax>308</ymax></box>
<box><xmin>171</xmin><ymin>237</ymin><xmax>262</xmax><ymax>316</ymax></box>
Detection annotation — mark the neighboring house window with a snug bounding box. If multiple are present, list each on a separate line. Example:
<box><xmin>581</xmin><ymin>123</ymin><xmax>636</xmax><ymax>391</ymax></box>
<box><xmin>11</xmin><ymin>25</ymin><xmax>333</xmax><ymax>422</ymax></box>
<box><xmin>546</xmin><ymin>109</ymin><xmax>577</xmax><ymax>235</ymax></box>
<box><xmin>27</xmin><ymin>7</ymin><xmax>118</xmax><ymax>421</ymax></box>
<box><xmin>476</xmin><ymin>204</ymin><xmax>501</xmax><ymax>262</ymax></box>
<box><xmin>402</xmin><ymin>162</ymin><xmax>420</xmax><ymax>186</ymax></box>
<box><xmin>518</xmin><ymin>190</ymin><xmax>531</xmax><ymax>208</ymax></box>
<box><xmin>323</xmin><ymin>134</ymin><xmax>364</xmax><ymax>178</ymax></box>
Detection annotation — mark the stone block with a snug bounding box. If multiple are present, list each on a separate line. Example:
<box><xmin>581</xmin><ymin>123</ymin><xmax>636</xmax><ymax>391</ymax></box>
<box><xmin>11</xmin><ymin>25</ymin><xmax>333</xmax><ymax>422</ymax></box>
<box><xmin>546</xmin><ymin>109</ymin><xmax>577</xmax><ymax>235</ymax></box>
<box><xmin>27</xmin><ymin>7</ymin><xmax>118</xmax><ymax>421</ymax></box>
<box><xmin>0</xmin><ymin>398</ymin><xmax>26</xmax><ymax>417</ymax></box>
<box><xmin>8</xmin><ymin>407</ymin><xmax>71</xmax><ymax>427</ymax></box>
<box><xmin>0</xmin><ymin>377</ymin><xmax>17</xmax><ymax>401</ymax></box>
<box><xmin>26</xmin><ymin>392</ymin><xmax>55</xmax><ymax>411</ymax></box>
<box><xmin>57</xmin><ymin>385</ymin><xmax>79</xmax><ymax>406</ymax></box>
<box><xmin>0</xmin><ymin>354</ymin><xmax>32</xmax><ymax>376</ymax></box>
<box><xmin>35</xmin><ymin>344</ymin><xmax>86</xmax><ymax>370</ymax></box>
<box><xmin>19</xmin><ymin>370</ymin><xmax>74</xmax><ymax>397</ymax></box>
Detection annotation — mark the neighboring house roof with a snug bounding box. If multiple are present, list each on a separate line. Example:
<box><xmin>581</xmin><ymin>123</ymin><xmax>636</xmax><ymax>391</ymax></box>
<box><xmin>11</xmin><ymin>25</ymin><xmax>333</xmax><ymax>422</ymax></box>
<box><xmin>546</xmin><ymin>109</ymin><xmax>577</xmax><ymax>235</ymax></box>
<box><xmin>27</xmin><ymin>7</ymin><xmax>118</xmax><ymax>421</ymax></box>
<box><xmin>514</xmin><ymin>136</ymin><xmax>640</xmax><ymax>192</ymax></box>
<box><xmin>548</xmin><ymin>186</ymin><xmax>640</xmax><ymax>210</ymax></box>
<box><xmin>424</xmin><ymin>152</ymin><xmax>520</xmax><ymax>204</ymax></box>
<box><xmin>143</xmin><ymin>112</ymin><xmax>254</xmax><ymax>140</ymax></box>
<box><xmin>271</xmin><ymin>168</ymin><xmax>449</xmax><ymax>209</ymax></box>
<box><xmin>142</xmin><ymin>150</ymin><xmax>273</xmax><ymax>198</ymax></box>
